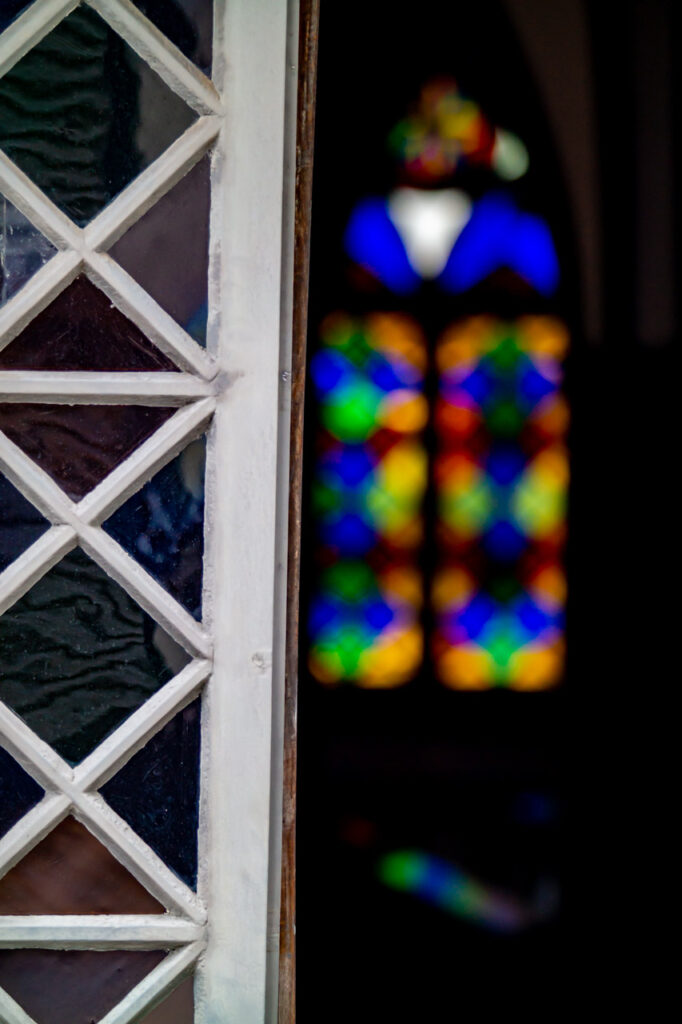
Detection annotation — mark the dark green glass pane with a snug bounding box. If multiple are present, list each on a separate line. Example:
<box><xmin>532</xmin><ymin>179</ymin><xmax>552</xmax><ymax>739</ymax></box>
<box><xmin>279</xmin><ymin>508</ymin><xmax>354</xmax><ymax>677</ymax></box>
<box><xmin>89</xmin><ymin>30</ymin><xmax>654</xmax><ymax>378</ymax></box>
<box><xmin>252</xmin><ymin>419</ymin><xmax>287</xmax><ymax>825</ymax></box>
<box><xmin>103</xmin><ymin>438</ymin><xmax>205</xmax><ymax>618</ymax></box>
<box><xmin>110</xmin><ymin>157</ymin><xmax>210</xmax><ymax>345</ymax></box>
<box><xmin>0</xmin><ymin>403</ymin><xmax>176</xmax><ymax>500</ymax></box>
<box><xmin>0</xmin><ymin>816</ymin><xmax>164</xmax><ymax>914</ymax></box>
<box><xmin>102</xmin><ymin>699</ymin><xmax>201</xmax><ymax>888</ymax></box>
<box><xmin>0</xmin><ymin>6</ymin><xmax>196</xmax><ymax>226</ymax></box>
<box><xmin>0</xmin><ymin>745</ymin><xmax>43</xmax><ymax>839</ymax></box>
<box><xmin>135</xmin><ymin>0</ymin><xmax>212</xmax><ymax>76</ymax></box>
<box><xmin>0</xmin><ymin>195</ymin><xmax>56</xmax><ymax>306</ymax></box>
<box><xmin>0</xmin><ymin>276</ymin><xmax>179</xmax><ymax>370</ymax></box>
<box><xmin>0</xmin><ymin>548</ymin><xmax>190</xmax><ymax>764</ymax></box>
<box><xmin>0</xmin><ymin>950</ymin><xmax>165</xmax><ymax>1024</ymax></box>
<box><xmin>0</xmin><ymin>471</ymin><xmax>48</xmax><ymax>572</ymax></box>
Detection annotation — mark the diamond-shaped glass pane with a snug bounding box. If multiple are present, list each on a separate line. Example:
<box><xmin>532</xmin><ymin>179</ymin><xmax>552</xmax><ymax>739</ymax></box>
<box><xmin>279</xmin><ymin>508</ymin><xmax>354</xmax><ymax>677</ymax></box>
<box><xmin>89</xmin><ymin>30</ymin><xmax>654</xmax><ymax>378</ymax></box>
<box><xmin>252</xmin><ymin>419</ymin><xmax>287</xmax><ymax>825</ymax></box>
<box><xmin>0</xmin><ymin>403</ymin><xmax>176</xmax><ymax>500</ymax></box>
<box><xmin>0</xmin><ymin>275</ymin><xmax>179</xmax><ymax>370</ymax></box>
<box><xmin>0</xmin><ymin>471</ymin><xmax>48</xmax><ymax>573</ymax></box>
<box><xmin>0</xmin><ymin>744</ymin><xmax>43</xmax><ymax>839</ymax></box>
<box><xmin>134</xmin><ymin>0</ymin><xmax>213</xmax><ymax>76</ymax></box>
<box><xmin>110</xmin><ymin>157</ymin><xmax>210</xmax><ymax>345</ymax></box>
<box><xmin>0</xmin><ymin>1</ymin><xmax>32</xmax><ymax>34</ymax></box>
<box><xmin>0</xmin><ymin>6</ymin><xmax>197</xmax><ymax>226</ymax></box>
<box><xmin>0</xmin><ymin>950</ymin><xmax>166</xmax><ymax>1024</ymax></box>
<box><xmin>0</xmin><ymin>817</ymin><xmax>164</xmax><ymax>914</ymax></box>
<box><xmin>104</xmin><ymin>438</ymin><xmax>205</xmax><ymax>618</ymax></box>
<box><xmin>101</xmin><ymin>699</ymin><xmax>201</xmax><ymax>888</ymax></box>
<box><xmin>0</xmin><ymin>548</ymin><xmax>190</xmax><ymax>764</ymax></box>
<box><xmin>1</xmin><ymin>195</ymin><xmax>56</xmax><ymax>307</ymax></box>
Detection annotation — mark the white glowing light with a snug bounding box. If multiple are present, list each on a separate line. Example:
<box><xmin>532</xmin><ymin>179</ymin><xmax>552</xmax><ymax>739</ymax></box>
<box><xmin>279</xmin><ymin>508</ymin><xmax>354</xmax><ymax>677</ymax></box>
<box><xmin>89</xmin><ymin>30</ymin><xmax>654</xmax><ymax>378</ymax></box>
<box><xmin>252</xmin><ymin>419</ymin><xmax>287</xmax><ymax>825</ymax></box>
<box><xmin>387</xmin><ymin>187</ymin><xmax>472</xmax><ymax>278</ymax></box>
<box><xmin>492</xmin><ymin>128</ymin><xmax>530</xmax><ymax>181</ymax></box>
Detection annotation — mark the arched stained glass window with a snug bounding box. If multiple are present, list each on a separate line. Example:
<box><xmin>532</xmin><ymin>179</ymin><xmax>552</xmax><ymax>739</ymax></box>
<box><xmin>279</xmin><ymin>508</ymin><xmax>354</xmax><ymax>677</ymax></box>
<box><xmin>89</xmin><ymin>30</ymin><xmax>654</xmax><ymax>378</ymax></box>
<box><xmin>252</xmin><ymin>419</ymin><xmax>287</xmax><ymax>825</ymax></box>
<box><xmin>307</xmin><ymin>75</ymin><xmax>571</xmax><ymax>691</ymax></box>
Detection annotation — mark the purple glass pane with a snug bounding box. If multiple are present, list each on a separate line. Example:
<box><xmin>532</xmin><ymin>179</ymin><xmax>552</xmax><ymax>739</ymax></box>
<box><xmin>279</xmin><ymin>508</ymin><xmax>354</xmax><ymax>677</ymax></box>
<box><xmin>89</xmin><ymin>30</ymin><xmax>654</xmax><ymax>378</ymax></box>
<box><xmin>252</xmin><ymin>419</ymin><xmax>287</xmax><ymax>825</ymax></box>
<box><xmin>0</xmin><ymin>471</ymin><xmax>48</xmax><ymax>572</ymax></box>
<box><xmin>104</xmin><ymin>438</ymin><xmax>205</xmax><ymax>618</ymax></box>
<box><xmin>0</xmin><ymin>276</ymin><xmax>179</xmax><ymax>370</ymax></box>
<box><xmin>1</xmin><ymin>195</ymin><xmax>56</xmax><ymax>306</ymax></box>
<box><xmin>140</xmin><ymin>976</ymin><xmax>194</xmax><ymax>1023</ymax></box>
<box><xmin>0</xmin><ymin>403</ymin><xmax>176</xmax><ymax>500</ymax></box>
<box><xmin>0</xmin><ymin>745</ymin><xmax>43</xmax><ymax>839</ymax></box>
<box><xmin>110</xmin><ymin>158</ymin><xmax>210</xmax><ymax>345</ymax></box>
<box><xmin>0</xmin><ymin>6</ymin><xmax>196</xmax><ymax>226</ymax></box>
<box><xmin>0</xmin><ymin>816</ymin><xmax>165</xmax><ymax>914</ymax></box>
<box><xmin>0</xmin><ymin>547</ymin><xmax>190</xmax><ymax>764</ymax></box>
<box><xmin>0</xmin><ymin>950</ymin><xmax>166</xmax><ymax>1024</ymax></box>
<box><xmin>102</xmin><ymin>699</ymin><xmax>201</xmax><ymax>888</ymax></box>
<box><xmin>134</xmin><ymin>0</ymin><xmax>212</xmax><ymax>76</ymax></box>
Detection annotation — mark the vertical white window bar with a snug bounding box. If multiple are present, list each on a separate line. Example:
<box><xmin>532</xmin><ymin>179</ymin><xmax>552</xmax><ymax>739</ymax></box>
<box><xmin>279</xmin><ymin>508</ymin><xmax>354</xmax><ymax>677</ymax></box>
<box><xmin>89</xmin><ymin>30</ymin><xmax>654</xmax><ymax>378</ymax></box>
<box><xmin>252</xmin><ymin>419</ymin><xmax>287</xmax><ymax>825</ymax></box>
<box><xmin>0</xmin><ymin>1</ymin><xmax>298</xmax><ymax>1021</ymax></box>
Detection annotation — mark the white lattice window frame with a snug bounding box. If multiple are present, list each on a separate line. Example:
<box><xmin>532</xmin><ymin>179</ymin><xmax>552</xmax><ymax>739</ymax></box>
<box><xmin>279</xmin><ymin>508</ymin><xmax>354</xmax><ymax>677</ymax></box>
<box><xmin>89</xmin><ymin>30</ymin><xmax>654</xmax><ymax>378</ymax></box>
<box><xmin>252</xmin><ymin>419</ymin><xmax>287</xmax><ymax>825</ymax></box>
<box><xmin>0</xmin><ymin>1</ymin><xmax>298</xmax><ymax>1020</ymax></box>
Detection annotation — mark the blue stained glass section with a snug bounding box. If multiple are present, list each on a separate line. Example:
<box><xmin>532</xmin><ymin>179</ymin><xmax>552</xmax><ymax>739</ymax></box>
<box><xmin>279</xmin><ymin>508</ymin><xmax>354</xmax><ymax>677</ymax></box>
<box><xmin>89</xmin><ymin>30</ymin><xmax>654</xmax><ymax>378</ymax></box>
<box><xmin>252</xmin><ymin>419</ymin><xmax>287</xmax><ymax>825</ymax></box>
<box><xmin>344</xmin><ymin>198</ymin><xmax>420</xmax><ymax>294</ymax></box>
<box><xmin>0</xmin><ymin>2</ymin><xmax>32</xmax><ymax>34</ymax></box>
<box><xmin>0</xmin><ymin>745</ymin><xmax>43</xmax><ymax>839</ymax></box>
<box><xmin>103</xmin><ymin>439</ymin><xmax>205</xmax><ymax>620</ymax></box>
<box><xmin>0</xmin><ymin>473</ymin><xmax>48</xmax><ymax>573</ymax></box>
<box><xmin>1</xmin><ymin>196</ymin><xmax>56</xmax><ymax>307</ymax></box>
<box><xmin>101</xmin><ymin>699</ymin><xmax>201</xmax><ymax>888</ymax></box>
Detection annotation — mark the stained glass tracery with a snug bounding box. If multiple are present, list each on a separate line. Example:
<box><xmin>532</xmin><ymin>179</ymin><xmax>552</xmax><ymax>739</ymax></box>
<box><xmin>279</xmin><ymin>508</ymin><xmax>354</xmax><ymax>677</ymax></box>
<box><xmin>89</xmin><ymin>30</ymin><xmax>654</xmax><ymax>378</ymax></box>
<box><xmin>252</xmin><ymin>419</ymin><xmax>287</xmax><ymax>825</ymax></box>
<box><xmin>308</xmin><ymin>77</ymin><xmax>569</xmax><ymax>690</ymax></box>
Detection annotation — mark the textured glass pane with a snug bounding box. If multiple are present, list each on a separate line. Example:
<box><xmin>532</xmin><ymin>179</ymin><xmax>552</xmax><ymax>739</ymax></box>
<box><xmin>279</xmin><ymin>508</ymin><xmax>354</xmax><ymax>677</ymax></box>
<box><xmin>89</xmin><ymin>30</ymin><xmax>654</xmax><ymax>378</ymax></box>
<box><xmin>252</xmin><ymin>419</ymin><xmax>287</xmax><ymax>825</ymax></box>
<box><xmin>0</xmin><ymin>745</ymin><xmax>43</xmax><ymax>839</ymax></box>
<box><xmin>0</xmin><ymin>471</ymin><xmax>48</xmax><ymax>573</ymax></box>
<box><xmin>0</xmin><ymin>816</ymin><xmax>164</xmax><ymax>913</ymax></box>
<box><xmin>0</xmin><ymin>950</ymin><xmax>165</xmax><ymax>1024</ymax></box>
<box><xmin>104</xmin><ymin>439</ymin><xmax>205</xmax><ymax>618</ymax></box>
<box><xmin>0</xmin><ymin>276</ymin><xmax>179</xmax><ymax>370</ymax></box>
<box><xmin>0</xmin><ymin>548</ymin><xmax>190</xmax><ymax>764</ymax></box>
<box><xmin>0</xmin><ymin>1</ymin><xmax>32</xmax><ymax>34</ymax></box>
<box><xmin>0</xmin><ymin>6</ymin><xmax>196</xmax><ymax>226</ymax></box>
<box><xmin>0</xmin><ymin>195</ymin><xmax>56</xmax><ymax>306</ymax></box>
<box><xmin>0</xmin><ymin>403</ymin><xmax>175</xmax><ymax>500</ymax></box>
<box><xmin>134</xmin><ymin>0</ymin><xmax>212</xmax><ymax>76</ymax></box>
<box><xmin>102</xmin><ymin>700</ymin><xmax>201</xmax><ymax>888</ymax></box>
<box><xmin>140</xmin><ymin>976</ymin><xmax>194</xmax><ymax>1023</ymax></box>
<box><xmin>110</xmin><ymin>157</ymin><xmax>210</xmax><ymax>345</ymax></box>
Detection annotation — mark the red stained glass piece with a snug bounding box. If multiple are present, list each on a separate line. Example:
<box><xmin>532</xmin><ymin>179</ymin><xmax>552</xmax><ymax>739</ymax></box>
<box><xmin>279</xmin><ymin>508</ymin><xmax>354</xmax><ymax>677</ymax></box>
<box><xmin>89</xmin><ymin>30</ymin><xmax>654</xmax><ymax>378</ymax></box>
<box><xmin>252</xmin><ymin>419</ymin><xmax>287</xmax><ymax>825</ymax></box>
<box><xmin>0</xmin><ymin>950</ymin><xmax>165</xmax><ymax>1024</ymax></box>
<box><xmin>0</xmin><ymin>816</ymin><xmax>164</xmax><ymax>914</ymax></box>
<box><xmin>0</xmin><ymin>403</ymin><xmax>176</xmax><ymax>500</ymax></box>
<box><xmin>0</xmin><ymin>276</ymin><xmax>178</xmax><ymax>371</ymax></box>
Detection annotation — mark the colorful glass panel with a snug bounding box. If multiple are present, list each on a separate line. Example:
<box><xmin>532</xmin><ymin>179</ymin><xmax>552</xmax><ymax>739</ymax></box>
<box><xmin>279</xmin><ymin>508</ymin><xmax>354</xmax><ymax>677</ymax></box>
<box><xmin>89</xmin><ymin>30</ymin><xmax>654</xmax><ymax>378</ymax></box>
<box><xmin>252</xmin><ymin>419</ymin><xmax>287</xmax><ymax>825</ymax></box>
<box><xmin>0</xmin><ymin>6</ymin><xmax>196</xmax><ymax>226</ymax></box>
<box><xmin>432</xmin><ymin>316</ymin><xmax>568</xmax><ymax>689</ymax></box>
<box><xmin>0</xmin><ymin>547</ymin><xmax>190</xmax><ymax>764</ymax></box>
<box><xmin>308</xmin><ymin>313</ymin><xmax>427</xmax><ymax>686</ymax></box>
<box><xmin>0</xmin><ymin>816</ymin><xmax>165</xmax><ymax>914</ymax></box>
<box><xmin>0</xmin><ymin>2</ymin><xmax>32</xmax><ymax>34</ymax></box>
<box><xmin>0</xmin><ymin>195</ymin><xmax>56</xmax><ymax>307</ymax></box>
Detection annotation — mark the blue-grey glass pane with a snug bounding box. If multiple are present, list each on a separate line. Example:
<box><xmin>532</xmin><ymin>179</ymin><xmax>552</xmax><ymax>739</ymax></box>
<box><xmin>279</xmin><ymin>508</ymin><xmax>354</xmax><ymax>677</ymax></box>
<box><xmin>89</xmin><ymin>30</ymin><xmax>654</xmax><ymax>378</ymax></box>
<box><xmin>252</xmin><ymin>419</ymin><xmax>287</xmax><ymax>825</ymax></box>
<box><xmin>0</xmin><ymin>1</ymin><xmax>32</xmax><ymax>34</ymax></box>
<box><xmin>104</xmin><ymin>438</ymin><xmax>205</xmax><ymax>619</ymax></box>
<box><xmin>0</xmin><ymin>6</ymin><xmax>196</xmax><ymax>226</ymax></box>
<box><xmin>101</xmin><ymin>699</ymin><xmax>201</xmax><ymax>888</ymax></box>
<box><xmin>110</xmin><ymin>157</ymin><xmax>210</xmax><ymax>345</ymax></box>
<box><xmin>0</xmin><ymin>950</ymin><xmax>166</xmax><ymax>1024</ymax></box>
<box><xmin>134</xmin><ymin>0</ymin><xmax>212</xmax><ymax>76</ymax></box>
<box><xmin>1</xmin><ymin>195</ymin><xmax>56</xmax><ymax>306</ymax></box>
<box><xmin>0</xmin><ymin>745</ymin><xmax>43</xmax><ymax>839</ymax></box>
<box><xmin>0</xmin><ymin>472</ymin><xmax>48</xmax><ymax>573</ymax></box>
<box><xmin>0</xmin><ymin>548</ymin><xmax>190</xmax><ymax>764</ymax></box>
